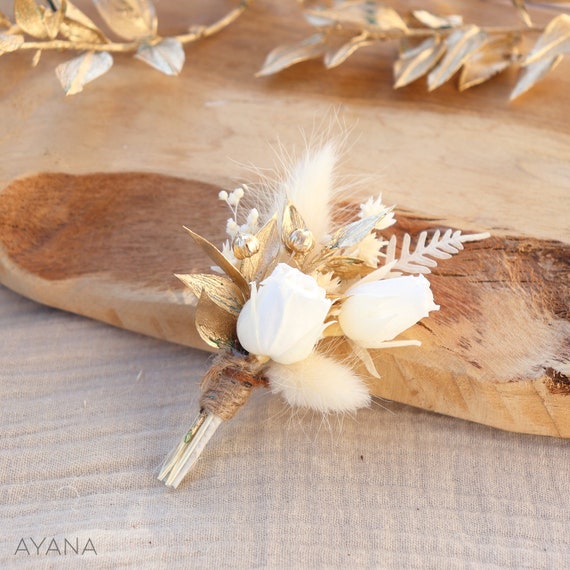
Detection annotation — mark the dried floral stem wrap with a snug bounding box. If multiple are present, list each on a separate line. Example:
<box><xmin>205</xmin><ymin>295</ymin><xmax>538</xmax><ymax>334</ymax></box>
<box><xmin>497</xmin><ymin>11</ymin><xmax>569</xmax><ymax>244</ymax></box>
<box><xmin>200</xmin><ymin>354</ymin><xmax>268</xmax><ymax>422</ymax></box>
<box><xmin>158</xmin><ymin>352</ymin><xmax>267</xmax><ymax>487</ymax></box>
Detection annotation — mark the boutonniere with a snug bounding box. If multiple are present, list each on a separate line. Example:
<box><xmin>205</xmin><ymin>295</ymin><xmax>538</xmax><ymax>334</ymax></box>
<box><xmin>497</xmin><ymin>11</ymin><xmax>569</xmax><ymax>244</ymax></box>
<box><xmin>159</xmin><ymin>141</ymin><xmax>489</xmax><ymax>487</ymax></box>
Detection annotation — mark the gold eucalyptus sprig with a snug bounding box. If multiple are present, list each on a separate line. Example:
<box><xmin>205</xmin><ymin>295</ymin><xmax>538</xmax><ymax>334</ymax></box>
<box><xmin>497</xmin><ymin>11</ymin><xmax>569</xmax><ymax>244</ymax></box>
<box><xmin>257</xmin><ymin>1</ymin><xmax>570</xmax><ymax>100</ymax></box>
<box><xmin>0</xmin><ymin>0</ymin><xmax>251</xmax><ymax>94</ymax></box>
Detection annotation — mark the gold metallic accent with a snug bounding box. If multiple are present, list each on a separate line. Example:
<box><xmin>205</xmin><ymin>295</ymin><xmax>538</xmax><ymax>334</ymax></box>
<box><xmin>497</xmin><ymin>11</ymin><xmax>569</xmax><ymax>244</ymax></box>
<box><xmin>183</xmin><ymin>226</ymin><xmax>249</xmax><ymax>295</ymax></box>
<box><xmin>3</xmin><ymin>0</ymin><xmax>252</xmax><ymax>94</ymax></box>
<box><xmin>240</xmin><ymin>214</ymin><xmax>279</xmax><ymax>282</ymax></box>
<box><xmin>282</xmin><ymin>202</ymin><xmax>315</xmax><ymax>255</ymax></box>
<box><xmin>175</xmin><ymin>273</ymin><xmax>245</xmax><ymax>315</ymax></box>
<box><xmin>286</xmin><ymin>228</ymin><xmax>315</xmax><ymax>254</ymax></box>
<box><xmin>324</xmin><ymin>256</ymin><xmax>376</xmax><ymax>280</ymax></box>
<box><xmin>258</xmin><ymin>2</ymin><xmax>565</xmax><ymax>100</ymax></box>
<box><xmin>195</xmin><ymin>290</ymin><xmax>238</xmax><ymax>349</ymax></box>
<box><xmin>232</xmin><ymin>233</ymin><xmax>260</xmax><ymax>260</ymax></box>
<box><xmin>459</xmin><ymin>36</ymin><xmax>519</xmax><ymax>92</ymax></box>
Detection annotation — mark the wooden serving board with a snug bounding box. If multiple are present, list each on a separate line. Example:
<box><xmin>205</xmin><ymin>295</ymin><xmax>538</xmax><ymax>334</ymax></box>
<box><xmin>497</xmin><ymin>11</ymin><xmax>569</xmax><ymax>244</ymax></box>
<box><xmin>0</xmin><ymin>0</ymin><xmax>568</xmax><ymax>437</ymax></box>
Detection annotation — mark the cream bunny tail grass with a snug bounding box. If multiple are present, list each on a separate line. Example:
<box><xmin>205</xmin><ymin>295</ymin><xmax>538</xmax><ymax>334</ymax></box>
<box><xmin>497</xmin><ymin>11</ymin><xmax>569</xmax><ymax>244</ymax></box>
<box><xmin>267</xmin><ymin>353</ymin><xmax>371</xmax><ymax>414</ymax></box>
<box><xmin>248</xmin><ymin>116</ymin><xmax>352</xmax><ymax>242</ymax></box>
<box><xmin>281</xmin><ymin>141</ymin><xmax>338</xmax><ymax>243</ymax></box>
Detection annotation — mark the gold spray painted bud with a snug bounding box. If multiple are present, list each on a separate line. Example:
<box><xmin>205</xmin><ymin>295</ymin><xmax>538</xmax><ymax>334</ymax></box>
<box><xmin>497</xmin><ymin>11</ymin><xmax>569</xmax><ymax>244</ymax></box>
<box><xmin>232</xmin><ymin>233</ymin><xmax>260</xmax><ymax>259</ymax></box>
<box><xmin>286</xmin><ymin>228</ymin><xmax>315</xmax><ymax>254</ymax></box>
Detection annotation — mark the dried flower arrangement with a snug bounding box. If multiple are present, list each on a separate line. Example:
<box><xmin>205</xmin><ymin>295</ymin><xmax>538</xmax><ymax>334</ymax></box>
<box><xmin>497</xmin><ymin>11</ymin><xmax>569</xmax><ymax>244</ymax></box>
<box><xmin>158</xmin><ymin>140</ymin><xmax>489</xmax><ymax>488</ymax></box>
<box><xmin>0</xmin><ymin>1</ymin><xmax>568</xmax><ymax>97</ymax></box>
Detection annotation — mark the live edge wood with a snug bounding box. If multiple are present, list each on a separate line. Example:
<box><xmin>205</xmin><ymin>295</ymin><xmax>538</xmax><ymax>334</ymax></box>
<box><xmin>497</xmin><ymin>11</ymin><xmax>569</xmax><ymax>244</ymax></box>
<box><xmin>0</xmin><ymin>172</ymin><xmax>568</xmax><ymax>438</ymax></box>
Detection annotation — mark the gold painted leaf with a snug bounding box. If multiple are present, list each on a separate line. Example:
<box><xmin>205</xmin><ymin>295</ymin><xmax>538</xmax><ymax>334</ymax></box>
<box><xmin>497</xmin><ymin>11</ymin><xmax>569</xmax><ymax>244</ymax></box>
<box><xmin>0</xmin><ymin>33</ymin><xmax>24</xmax><ymax>55</ymax></box>
<box><xmin>195</xmin><ymin>291</ymin><xmax>237</xmax><ymax>350</ymax></box>
<box><xmin>510</xmin><ymin>54</ymin><xmax>563</xmax><ymax>100</ymax></box>
<box><xmin>240</xmin><ymin>214</ymin><xmax>279</xmax><ymax>283</ymax></box>
<box><xmin>308</xmin><ymin>2</ymin><xmax>408</xmax><ymax>33</ymax></box>
<box><xmin>324</xmin><ymin>32</ymin><xmax>373</xmax><ymax>68</ymax></box>
<box><xmin>394</xmin><ymin>35</ymin><xmax>445</xmax><ymax>88</ymax></box>
<box><xmin>427</xmin><ymin>25</ymin><xmax>488</xmax><ymax>91</ymax></box>
<box><xmin>60</xmin><ymin>16</ymin><xmax>107</xmax><ymax>43</ymax></box>
<box><xmin>42</xmin><ymin>0</ymin><xmax>66</xmax><ymax>39</ymax></box>
<box><xmin>175</xmin><ymin>273</ymin><xmax>244</xmax><ymax>316</ymax></box>
<box><xmin>183</xmin><ymin>226</ymin><xmax>249</xmax><ymax>295</ymax></box>
<box><xmin>135</xmin><ymin>38</ymin><xmax>185</xmax><ymax>76</ymax></box>
<box><xmin>459</xmin><ymin>36</ymin><xmax>518</xmax><ymax>91</ymax></box>
<box><xmin>62</xmin><ymin>0</ymin><xmax>101</xmax><ymax>29</ymax></box>
<box><xmin>524</xmin><ymin>14</ymin><xmax>570</xmax><ymax>64</ymax></box>
<box><xmin>51</xmin><ymin>1</ymin><xmax>107</xmax><ymax>43</ymax></box>
<box><xmin>257</xmin><ymin>33</ymin><xmax>326</xmax><ymax>77</ymax></box>
<box><xmin>327</xmin><ymin>208</ymin><xmax>393</xmax><ymax>249</ymax></box>
<box><xmin>281</xmin><ymin>203</ymin><xmax>307</xmax><ymax>241</ymax></box>
<box><xmin>412</xmin><ymin>10</ymin><xmax>463</xmax><ymax>29</ymax></box>
<box><xmin>14</xmin><ymin>0</ymin><xmax>47</xmax><ymax>38</ymax></box>
<box><xmin>302</xmin><ymin>247</ymin><xmax>336</xmax><ymax>275</ymax></box>
<box><xmin>55</xmin><ymin>50</ymin><xmax>113</xmax><ymax>95</ymax></box>
<box><xmin>511</xmin><ymin>0</ymin><xmax>532</xmax><ymax>27</ymax></box>
<box><xmin>324</xmin><ymin>256</ymin><xmax>376</xmax><ymax>279</ymax></box>
<box><xmin>92</xmin><ymin>0</ymin><xmax>157</xmax><ymax>41</ymax></box>
<box><xmin>15</xmin><ymin>0</ymin><xmax>66</xmax><ymax>40</ymax></box>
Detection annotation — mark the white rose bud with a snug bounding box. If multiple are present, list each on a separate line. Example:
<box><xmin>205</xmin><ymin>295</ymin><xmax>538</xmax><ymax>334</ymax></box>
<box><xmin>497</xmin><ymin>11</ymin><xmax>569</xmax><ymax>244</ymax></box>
<box><xmin>338</xmin><ymin>275</ymin><xmax>439</xmax><ymax>348</ymax></box>
<box><xmin>237</xmin><ymin>263</ymin><xmax>332</xmax><ymax>364</ymax></box>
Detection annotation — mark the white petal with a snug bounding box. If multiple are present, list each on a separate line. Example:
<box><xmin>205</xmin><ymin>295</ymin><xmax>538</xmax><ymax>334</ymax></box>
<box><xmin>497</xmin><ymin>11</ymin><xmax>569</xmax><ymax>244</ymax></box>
<box><xmin>237</xmin><ymin>264</ymin><xmax>331</xmax><ymax>363</ymax></box>
<box><xmin>339</xmin><ymin>275</ymin><xmax>439</xmax><ymax>348</ymax></box>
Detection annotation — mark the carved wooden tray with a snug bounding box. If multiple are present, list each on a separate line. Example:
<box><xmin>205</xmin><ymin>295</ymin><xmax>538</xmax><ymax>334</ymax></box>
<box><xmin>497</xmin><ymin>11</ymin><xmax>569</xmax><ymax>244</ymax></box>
<box><xmin>0</xmin><ymin>0</ymin><xmax>568</xmax><ymax>437</ymax></box>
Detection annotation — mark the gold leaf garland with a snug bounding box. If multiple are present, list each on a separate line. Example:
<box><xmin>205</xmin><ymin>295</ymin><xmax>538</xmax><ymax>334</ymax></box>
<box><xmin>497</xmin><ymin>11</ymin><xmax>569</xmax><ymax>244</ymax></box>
<box><xmin>0</xmin><ymin>0</ymin><xmax>252</xmax><ymax>94</ymax></box>
<box><xmin>0</xmin><ymin>0</ymin><xmax>568</xmax><ymax>98</ymax></box>
<box><xmin>259</xmin><ymin>1</ymin><xmax>570</xmax><ymax>100</ymax></box>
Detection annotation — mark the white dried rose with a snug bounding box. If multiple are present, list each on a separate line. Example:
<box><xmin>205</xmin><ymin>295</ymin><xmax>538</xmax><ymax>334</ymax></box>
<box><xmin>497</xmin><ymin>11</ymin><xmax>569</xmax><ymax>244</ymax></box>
<box><xmin>338</xmin><ymin>275</ymin><xmax>439</xmax><ymax>348</ymax></box>
<box><xmin>237</xmin><ymin>263</ymin><xmax>332</xmax><ymax>364</ymax></box>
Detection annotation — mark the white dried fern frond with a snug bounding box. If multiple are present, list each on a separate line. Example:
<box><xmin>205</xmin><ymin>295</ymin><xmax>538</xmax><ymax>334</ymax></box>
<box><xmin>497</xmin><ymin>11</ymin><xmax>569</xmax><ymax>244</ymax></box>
<box><xmin>386</xmin><ymin>229</ymin><xmax>490</xmax><ymax>274</ymax></box>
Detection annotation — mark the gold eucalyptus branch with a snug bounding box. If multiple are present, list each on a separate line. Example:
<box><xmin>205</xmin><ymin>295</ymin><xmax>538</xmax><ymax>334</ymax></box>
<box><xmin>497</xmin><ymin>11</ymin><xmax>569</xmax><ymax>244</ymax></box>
<box><xmin>1</xmin><ymin>0</ymin><xmax>568</xmax><ymax>98</ymax></box>
<box><xmin>0</xmin><ymin>0</ymin><xmax>252</xmax><ymax>94</ymax></box>
<box><xmin>258</xmin><ymin>1</ymin><xmax>570</xmax><ymax>100</ymax></box>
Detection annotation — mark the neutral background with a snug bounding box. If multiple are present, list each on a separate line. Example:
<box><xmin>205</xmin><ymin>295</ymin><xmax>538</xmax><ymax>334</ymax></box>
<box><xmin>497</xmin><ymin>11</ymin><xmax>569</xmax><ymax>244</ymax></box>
<box><xmin>1</xmin><ymin>0</ymin><xmax>569</xmax><ymax>568</ymax></box>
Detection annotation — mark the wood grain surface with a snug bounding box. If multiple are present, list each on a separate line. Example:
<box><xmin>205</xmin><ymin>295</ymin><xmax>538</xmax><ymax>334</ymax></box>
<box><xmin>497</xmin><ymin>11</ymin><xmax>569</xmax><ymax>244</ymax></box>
<box><xmin>0</xmin><ymin>0</ymin><xmax>568</xmax><ymax>436</ymax></box>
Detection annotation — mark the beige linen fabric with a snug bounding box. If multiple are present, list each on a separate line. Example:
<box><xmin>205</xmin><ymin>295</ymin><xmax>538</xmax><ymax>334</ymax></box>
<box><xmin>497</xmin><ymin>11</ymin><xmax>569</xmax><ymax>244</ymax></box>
<box><xmin>1</xmin><ymin>285</ymin><xmax>568</xmax><ymax>569</ymax></box>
